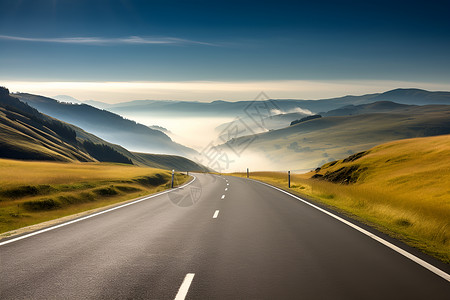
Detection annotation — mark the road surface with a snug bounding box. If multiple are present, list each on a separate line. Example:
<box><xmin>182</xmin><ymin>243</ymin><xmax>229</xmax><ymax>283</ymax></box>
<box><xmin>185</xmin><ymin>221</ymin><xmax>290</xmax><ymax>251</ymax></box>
<box><xmin>1</xmin><ymin>173</ymin><xmax>449</xmax><ymax>299</ymax></box>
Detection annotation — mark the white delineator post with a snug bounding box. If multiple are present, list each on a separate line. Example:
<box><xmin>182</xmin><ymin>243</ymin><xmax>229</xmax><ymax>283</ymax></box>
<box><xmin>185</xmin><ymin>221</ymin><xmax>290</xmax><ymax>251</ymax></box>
<box><xmin>171</xmin><ymin>169</ymin><xmax>175</xmax><ymax>188</ymax></box>
<box><xmin>288</xmin><ymin>170</ymin><xmax>291</xmax><ymax>188</ymax></box>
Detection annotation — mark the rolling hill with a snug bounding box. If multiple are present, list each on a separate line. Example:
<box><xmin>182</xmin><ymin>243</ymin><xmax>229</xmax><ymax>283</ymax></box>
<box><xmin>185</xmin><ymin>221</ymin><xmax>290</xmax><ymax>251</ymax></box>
<box><xmin>231</xmin><ymin>134</ymin><xmax>450</xmax><ymax>262</ymax></box>
<box><xmin>218</xmin><ymin>104</ymin><xmax>450</xmax><ymax>171</ymax></box>
<box><xmin>214</xmin><ymin>110</ymin><xmax>312</xmax><ymax>140</ymax></box>
<box><xmin>107</xmin><ymin>88</ymin><xmax>450</xmax><ymax>119</ymax></box>
<box><xmin>1</xmin><ymin>87</ymin><xmax>100</xmax><ymax>162</ymax></box>
<box><xmin>322</xmin><ymin>101</ymin><xmax>414</xmax><ymax>117</ymax></box>
<box><xmin>309</xmin><ymin>134</ymin><xmax>450</xmax><ymax>261</ymax></box>
<box><xmin>311</xmin><ymin>134</ymin><xmax>450</xmax><ymax>192</ymax></box>
<box><xmin>13</xmin><ymin>92</ymin><xmax>197</xmax><ymax>157</ymax></box>
<box><xmin>0</xmin><ymin>87</ymin><xmax>209</xmax><ymax>172</ymax></box>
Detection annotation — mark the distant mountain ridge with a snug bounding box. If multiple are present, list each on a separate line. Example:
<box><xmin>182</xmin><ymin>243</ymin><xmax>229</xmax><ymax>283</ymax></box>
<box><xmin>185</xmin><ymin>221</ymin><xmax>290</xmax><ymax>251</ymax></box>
<box><xmin>53</xmin><ymin>95</ymin><xmax>83</xmax><ymax>104</ymax></box>
<box><xmin>13</xmin><ymin>93</ymin><xmax>197</xmax><ymax>157</ymax></box>
<box><xmin>217</xmin><ymin>103</ymin><xmax>450</xmax><ymax>171</ymax></box>
<box><xmin>0</xmin><ymin>87</ymin><xmax>209</xmax><ymax>172</ymax></box>
<box><xmin>322</xmin><ymin>101</ymin><xmax>414</xmax><ymax>117</ymax></box>
<box><xmin>106</xmin><ymin>88</ymin><xmax>450</xmax><ymax>118</ymax></box>
<box><xmin>1</xmin><ymin>87</ymin><xmax>127</xmax><ymax>163</ymax></box>
<box><xmin>53</xmin><ymin>88</ymin><xmax>450</xmax><ymax>115</ymax></box>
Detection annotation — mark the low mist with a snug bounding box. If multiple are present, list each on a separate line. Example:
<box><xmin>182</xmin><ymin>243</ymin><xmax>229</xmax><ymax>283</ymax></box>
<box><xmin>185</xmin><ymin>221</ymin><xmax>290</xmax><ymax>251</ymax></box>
<box><xmin>118</xmin><ymin>114</ymin><xmax>235</xmax><ymax>152</ymax></box>
<box><xmin>116</xmin><ymin>111</ymin><xmax>317</xmax><ymax>173</ymax></box>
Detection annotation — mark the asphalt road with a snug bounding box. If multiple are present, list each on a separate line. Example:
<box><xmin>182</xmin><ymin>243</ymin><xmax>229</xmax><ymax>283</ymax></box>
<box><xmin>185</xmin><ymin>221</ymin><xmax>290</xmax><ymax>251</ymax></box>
<box><xmin>1</xmin><ymin>173</ymin><xmax>449</xmax><ymax>299</ymax></box>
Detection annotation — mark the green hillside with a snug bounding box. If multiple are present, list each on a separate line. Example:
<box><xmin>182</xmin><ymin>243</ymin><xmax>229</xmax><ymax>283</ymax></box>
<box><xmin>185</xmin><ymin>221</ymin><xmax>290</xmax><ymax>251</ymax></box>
<box><xmin>14</xmin><ymin>92</ymin><xmax>197</xmax><ymax>157</ymax></box>
<box><xmin>1</xmin><ymin>87</ymin><xmax>98</xmax><ymax>162</ymax></box>
<box><xmin>231</xmin><ymin>135</ymin><xmax>450</xmax><ymax>262</ymax></box>
<box><xmin>132</xmin><ymin>152</ymin><xmax>210</xmax><ymax>172</ymax></box>
<box><xmin>0</xmin><ymin>87</ymin><xmax>209</xmax><ymax>172</ymax></box>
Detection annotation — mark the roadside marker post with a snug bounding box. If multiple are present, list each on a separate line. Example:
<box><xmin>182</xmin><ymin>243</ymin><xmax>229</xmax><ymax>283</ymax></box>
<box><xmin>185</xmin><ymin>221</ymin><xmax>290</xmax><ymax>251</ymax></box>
<box><xmin>247</xmin><ymin>168</ymin><xmax>249</xmax><ymax>178</ymax></box>
<box><xmin>288</xmin><ymin>170</ymin><xmax>291</xmax><ymax>188</ymax></box>
<box><xmin>171</xmin><ymin>170</ymin><xmax>175</xmax><ymax>188</ymax></box>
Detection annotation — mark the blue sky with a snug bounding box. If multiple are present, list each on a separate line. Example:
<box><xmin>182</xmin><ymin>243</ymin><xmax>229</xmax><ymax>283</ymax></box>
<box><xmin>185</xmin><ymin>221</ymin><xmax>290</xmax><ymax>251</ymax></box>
<box><xmin>1</xmin><ymin>0</ymin><xmax>450</xmax><ymax>101</ymax></box>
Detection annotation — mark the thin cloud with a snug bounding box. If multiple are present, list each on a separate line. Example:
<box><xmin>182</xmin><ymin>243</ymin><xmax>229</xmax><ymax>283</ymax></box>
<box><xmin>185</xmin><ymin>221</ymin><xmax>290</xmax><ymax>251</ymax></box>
<box><xmin>0</xmin><ymin>35</ymin><xmax>215</xmax><ymax>46</ymax></box>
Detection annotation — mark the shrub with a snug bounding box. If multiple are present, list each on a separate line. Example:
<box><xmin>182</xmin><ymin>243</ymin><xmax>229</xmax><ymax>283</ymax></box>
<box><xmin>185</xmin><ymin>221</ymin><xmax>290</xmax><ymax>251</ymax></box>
<box><xmin>134</xmin><ymin>174</ymin><xmax>168</xmax><ymax>186</ymax></box>
<box><xmin>94</xmin><ymin>186</ymin><xmax>118</xmax><ymax>196</ymax></box>
<box><xmin>23</xmin><ymin>199</ymin><xmax>60</xmax><ymax>211</ymax></box>
<box><xmin>0</xmin><ymin>185</ymin><xmax>53</xmax><ymax>199</ymax></box>
<box><xmin>115</xmin><ymin>186</ymin><xmax>141</xmax><ymax>193</ymax></box>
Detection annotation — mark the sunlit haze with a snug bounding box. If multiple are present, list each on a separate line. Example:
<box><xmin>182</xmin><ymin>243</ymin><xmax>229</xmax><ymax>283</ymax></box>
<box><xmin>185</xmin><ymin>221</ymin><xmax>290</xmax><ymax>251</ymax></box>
<box><xmin>4</xmin><ymin>80</ymin><xmax>450</xmax><ymax>103</ymax></box>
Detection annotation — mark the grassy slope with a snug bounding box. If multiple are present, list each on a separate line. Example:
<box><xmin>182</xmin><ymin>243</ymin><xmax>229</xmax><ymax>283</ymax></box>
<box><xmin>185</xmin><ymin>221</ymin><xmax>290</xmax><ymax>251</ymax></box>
<box><xmin>70</xmin><ymin>124</ymin><xmax>209</xmax><ymax>171</ymax></box>
<box><xmin>231</xmin><ymin>135</ymin><xmax>450</xmax><ymax>263</ymax></box>
<box><xmin>0</xmin><ymin>107</ymin><xmax>94</xmax><ymax>162</ymax></box>
<box><xmin>223</xmin><ymin>105</ymin><xmax>450</xmax><ymax>171</ymax></box>
<box><xmin>0</xmin><ymin>92</ymin><xmax>208</xmax><ymax>171</ymax></box>
<box><xmin>15</xmin><ymin>92</ymin><xmax>197</xmax><ymax>157</ymax></box>
<box><xmin>0</xmin><ymin>159</ymin><xmax>189</xmax><ymax>234</ymax></box>
<box><xmin>132</xmin><ymin>152</ymin><xmax>211</xmax><ymax>172</ymax></box>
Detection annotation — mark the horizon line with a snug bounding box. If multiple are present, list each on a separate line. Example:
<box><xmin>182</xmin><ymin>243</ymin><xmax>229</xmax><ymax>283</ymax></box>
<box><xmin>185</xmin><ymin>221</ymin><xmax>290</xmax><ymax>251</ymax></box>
<box><xmin>2</xmin><ymin>80</ymin><xmax>450</xmax><ymax>103</ymax></box>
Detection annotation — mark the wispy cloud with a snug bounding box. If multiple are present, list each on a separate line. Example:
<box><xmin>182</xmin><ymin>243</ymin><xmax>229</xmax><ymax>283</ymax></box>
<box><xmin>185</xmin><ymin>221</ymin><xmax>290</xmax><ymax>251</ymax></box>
<box><xmin>0</xmin><ymin>35</ymin><xmax>214</xmax><ymax>46</ymax></box>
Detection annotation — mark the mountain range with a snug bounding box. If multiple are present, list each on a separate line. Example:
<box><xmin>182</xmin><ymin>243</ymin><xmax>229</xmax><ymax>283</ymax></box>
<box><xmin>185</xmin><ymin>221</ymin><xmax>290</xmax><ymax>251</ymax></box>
<box><xmin>14</xmin><ymin>93</ymin><xmax>196</xmax><ymax>157</ymax></box>
<box><xmin>0</xmin><ymin>87</ymin><xmax>209</xmax><ymax>172</ymax></box>
<box><xmin>218</xmin><ymin>102</ymin><xmax>450</xmax><ymax>171</ymax></box>
<box><xmin>76</xmin><ymin>88</ymin><xmax>450</xmax><ymax>119</ymax></box>
<box><xmin>5</xmin><ymin>87</ymin><xmax>450</xmax><ymax>172</ymax></box>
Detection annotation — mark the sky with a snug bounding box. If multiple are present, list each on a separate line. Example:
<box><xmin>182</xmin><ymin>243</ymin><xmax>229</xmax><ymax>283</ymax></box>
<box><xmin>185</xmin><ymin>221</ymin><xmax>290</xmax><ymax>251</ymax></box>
<box><xmin>1</xmin><ymin>0</ymin><xmax>450</xmax><ymax>102</ymax></box>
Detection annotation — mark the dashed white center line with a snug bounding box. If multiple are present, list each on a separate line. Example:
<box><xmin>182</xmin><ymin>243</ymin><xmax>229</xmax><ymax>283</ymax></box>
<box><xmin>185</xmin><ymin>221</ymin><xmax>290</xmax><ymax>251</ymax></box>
<box><xmin>213</xmin><ymin>210</ymin><xmax>220</xmax><ymax>219</ymax></box>
<box><xmin>225</xmin><ymin>188</ymin><xmax>228</xmax><ymax>191</ymax></box>
<box><xmin>221</xmin><ymin>194</ymin><xmax>225</xmax><ymax>199</ymax></box>
<box><xmin>174</xmin><ymin>273</ymin><xmax>195</xmax><ymax>300</ymax></box>
<box><xmin>227</xmin><ymin>183</ymin><xmax>229</xmax><ymax>186</ymax></box>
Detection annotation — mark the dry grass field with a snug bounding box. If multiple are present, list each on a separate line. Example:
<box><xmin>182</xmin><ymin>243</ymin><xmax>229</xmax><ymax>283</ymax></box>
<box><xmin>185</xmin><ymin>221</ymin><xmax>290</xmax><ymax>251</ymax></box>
<box><xmin>0</xmin><ymin>159</ymin><xmax>189</xmax><ymax>234</ymax></box>
<box><xmin>232</xmin><ymin>135</ymin><xmax>450</xmax><ymax>263</ymax></box>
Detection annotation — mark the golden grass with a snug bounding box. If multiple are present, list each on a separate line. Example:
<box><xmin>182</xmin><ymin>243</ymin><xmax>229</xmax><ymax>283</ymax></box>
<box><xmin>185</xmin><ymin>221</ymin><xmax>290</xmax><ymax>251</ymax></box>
<box><xmin>230</xmin><ymin>135</ymin><xmax>450</xmax><ymax>263</ymax></box>
<box><xmin>0</xmin><ymin>159</ymin><xmax>189</xmax><ymax>234</ymax></box>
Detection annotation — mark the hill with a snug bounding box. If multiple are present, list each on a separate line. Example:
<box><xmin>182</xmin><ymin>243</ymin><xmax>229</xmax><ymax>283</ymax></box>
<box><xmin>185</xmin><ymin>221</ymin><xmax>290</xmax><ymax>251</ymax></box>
<box><xmin>132</xmin><ymin>152</ymin><xmax>209</xmax><ymax>171</ymax></box>
<box><xmin>0</xmin><ymin>87</ymin><xmax>209</xmax><ymax>171</ymax></box>
<box><xmin>309</xmin><ymin>135</ymin><xmax>450</xmax><ymax>261</ymax></box>
<box><xmin>13</xmin><ymin>92</ymin><xmax>196</xmax><ymax>157</ymax></box>
<box><xmin>311</xmin><ymin>135</ymin><xmax>450</xmax><ymax>193</ymax></box>
<box><xmin>107</xmin><ymin>88</ymin><xmax>450</xmax><ymax>118</ymax></box>
<box><xmin>52</xmin><ymin>95</ymin><xmax>83</xmax><ymax>104</ymax></box>
<box><xmin>322</xmin><ymin>101</ymin><xmax>413</xmax><ymax>117</ymax></box>
<box><xmin>218</xmin><ymin>104</ymin><xmax>450</xmax><ymax>171</ymax></box>
<box><xmin>1</xmin><ymin>87</ymin><xmax>102</xmax><ymax>163</ymax></box>
<box><xmin>214</xmin><ymin>110</ymin><xmax>311</xmax><ymax>140</ymax></box>
<box><xmin>231</xmin><ymin>135</ymin><xmax>450</xmax><ymax>262</ymax></box>
<box><xmin>370</xmin><ymin>88</ymin><xmax>450</xmax><ymax>105</ymax></box>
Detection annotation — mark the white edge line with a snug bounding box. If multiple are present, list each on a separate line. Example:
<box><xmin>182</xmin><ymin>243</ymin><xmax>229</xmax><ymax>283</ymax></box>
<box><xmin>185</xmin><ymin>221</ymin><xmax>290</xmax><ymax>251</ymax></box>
<box><xmin>252</xmin><ymin>179</ymin><xmax>450</xmax><ymax>282</ymax></box>
<box><xmin>174</xmin><ymin>273</ymin><xmax>195</xmax><ymax>300</ymax></box>
<box><xmin>0</xmin><ymin>176</ymin><xmax>197</xmax><ymax>247</ymax></box>
<box><xmin>213</xmin><ymin>210</ymin><xmax>220</xmax><ymax>219</ymax></box>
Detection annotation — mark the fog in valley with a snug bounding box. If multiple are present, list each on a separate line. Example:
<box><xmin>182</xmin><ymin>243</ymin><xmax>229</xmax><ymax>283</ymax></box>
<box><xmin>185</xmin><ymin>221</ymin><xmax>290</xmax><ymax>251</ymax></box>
<box><xmin>116</xmin><ymin>111</ymin><xmax>313</xmax><ymax>173</ymax></box>
<box><xmin>122</xmin><ymin>115</ymin><xmax>235</xmax><ymax>152</ymax></box>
